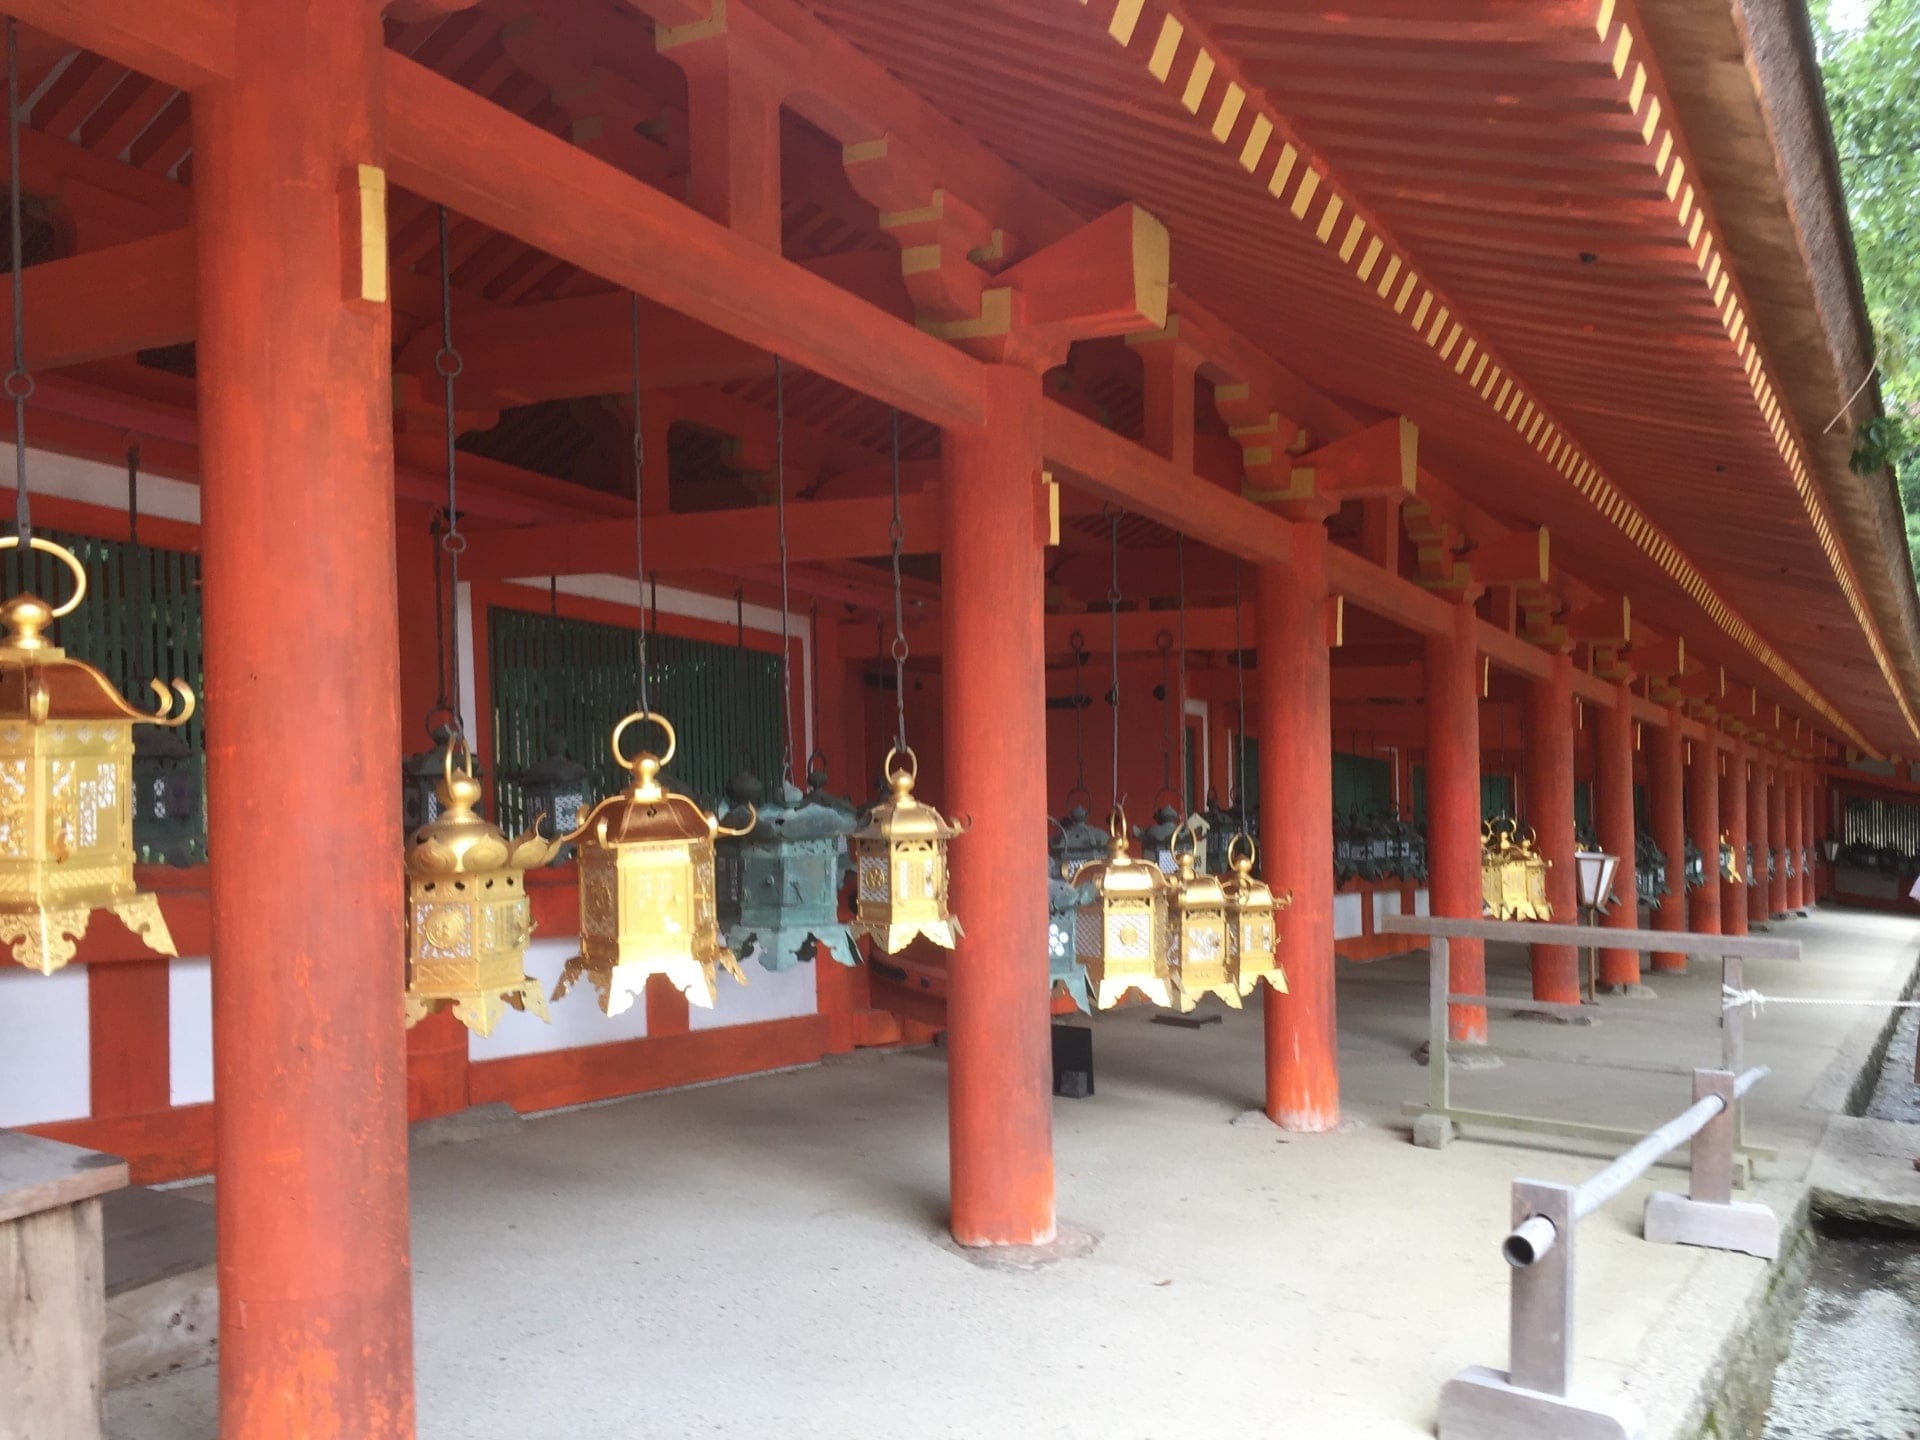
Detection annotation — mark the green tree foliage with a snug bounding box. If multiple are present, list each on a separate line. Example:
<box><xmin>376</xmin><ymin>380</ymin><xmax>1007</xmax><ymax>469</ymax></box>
<box><xmin>1814</xmin><ymin>0</ymin><xmax>1920</xmax><ymax>550</ymax></box>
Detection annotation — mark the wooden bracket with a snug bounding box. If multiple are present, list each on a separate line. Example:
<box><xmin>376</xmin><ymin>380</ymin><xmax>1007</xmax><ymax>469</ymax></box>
<box><xmin>1245</xmin><ymin>415</ymin><xmax>1417</xmax><ymax>507</ymax></box>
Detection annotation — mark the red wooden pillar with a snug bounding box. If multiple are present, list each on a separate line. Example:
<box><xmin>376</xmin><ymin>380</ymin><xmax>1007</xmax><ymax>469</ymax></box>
<box><xmin>1686</xmin><ymin>735</ymin><xmax>1721</xmax><ymax>936</ymax></box>
<box><xmin>1426</xmin><ymin>602</ymin><xmax>1484</xmax><ymax>1043</ymax></box>
<box><xmin>1259</xmin><ymin>523</ymin><xmax>1338</xmax><ymax>1130</ymax></box>
<box><xmin>1747</xmin><ymin>753</ymin><xmax>1770</xmax><ymax>927</ymax></box>
<box><xmin>1649</xmin><ymin>712</ymin><xmax>1688</xmax><ymax>972</ymax></box>
<box><xmin>942</xmin><ymin>366</ymin><xmax>1054</xmax><ymax>1246</ymax></box>
<box><xmin>1790</xmin><ymin>766</ymin><xmax>1809</xmax><ymax>911</ymax></box>
<box><xmin>1722</xmin><ymin>745</ymin><xmax>1749</xmax><ymax>937</ymax></box>
<box><xmin>1525</xmin><ymin>654</ymin><xmax>1579</xmax><ymax>1002</ymax></box>
<box><xmin>1595</xmin><ymin>686</ymin><xmax>1640</xmax><ymax>988</ymax></box>
<box><xmin>195</xmin><ymin>1</ymin><xmax>414</xmax><ymax>1433</ymax></box>
<box><xmin>1767</xmin><ymin>759</ymin><xmax>1788</xmax><ymax>918</ymax></box>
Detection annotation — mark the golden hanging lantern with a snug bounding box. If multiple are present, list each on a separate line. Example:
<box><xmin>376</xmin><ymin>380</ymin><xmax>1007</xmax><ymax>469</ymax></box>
<box><xmin>848</xmin><ymin>747</ymin><xmax>966</xmax><ymax>954</ymax></box>
<box><xmin>403</xmin><ymin>737</ymin><xmax>555</xmax><ymax>1037</ymax></box>
<box><xmin>1520</xmin><ymin>830</ymin><xmax>1552</xmax><ymax>921</ymax></box>
<box><xmin>1167</xmin><ymin>823</ymin><xmax>1235</xmax><ymax>1011</ymax></box>
<box><xmin>1220</xmin><ymin>833</ymin><xmax>1290</xmax><ymax>998</ymax></box>
<box><xmin>554</xmin><ymin>712</ymin><xmax>752</xmax><ymax>1015</ymax></box>
<box><xmin>0</xmin><ymin>537</ymin><xmax>192</xmax><ymax>975</ymax></box>
<box><xmin>1482</xmin><ymin>820</ymin><xmax>1551</xmax><ymax>921</ymax></box>
<box><xmin>1070</xmin><ymin>805</ymin><xmax>1171</xmax><ymax>1010</ymax></box>
<box><xmin>1480</xmin><ymin>822</ymin><xmax>1507</xmax><ymax>919</ymax></box>
<box><xmin>1719</xmin><ymin>830</ymin><xmax>1743</xmax><ymax>884</ymax></box>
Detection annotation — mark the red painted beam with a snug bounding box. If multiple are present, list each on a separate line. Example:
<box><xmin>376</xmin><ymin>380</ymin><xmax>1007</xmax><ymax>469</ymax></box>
<box><xmin>458</xmin><ymin>489</ymin><xmax>943</xmax><ymax>581</ymax></box>
<box><xmin>5</xmin><ymin>0</ymin><xmax>235</xmax><ymax>90</ymax></box>
<box><xmin>383</xmin><ymin>51</ymin><xmax>984</xmax><ymax>429</ymax></box>
<box><xmin>0</xmin><ymin>228</ymin><xmax>195</xmax><ymax>368</ymax></box>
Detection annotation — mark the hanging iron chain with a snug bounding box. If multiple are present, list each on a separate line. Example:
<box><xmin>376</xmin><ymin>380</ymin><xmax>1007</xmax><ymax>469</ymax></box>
<box><xmin>1176</xmin><ymin>533</ymin><xmax>1188</xmax><ymax>815</ymax></box>
<box><xmin>128</xmin><ymin>445</ymin><xmax>148</xmax><ymax>686</ymax></box>
<box><xmin>631</xmin><ymin>294</ymin><xmax>650</xmax><ymax>716</ymax></box>
<box><xmin>1108</xmin><ymin>505</ymin><xmax>1122</xmax><ymax>810</ymax></box>
<box><xmin>775</xmin><ymin>355</ymin><xmax>795</xmax><ymax>785</ymax></box>
<box><xmin>1157</xmin><ymin>629</ymin><xmax>1175</xmax><ymax>800</ymax></box>
<box><xmin>888</xmin><ymin>408</ymin><xmax>910</xmax><ymax>755</ymax></box>
<box><xmin>1070</xmin><ymin>629</ymin><xmax>1089</xmax><ymax>802</ymax></box>
<box><xmin>6</xmin><ymin>21</ymin><xmax>33</xmax><ymax>552</ymax></box>
<box><xmin>1234</xmin><ymin>560</ymin><xmax>1248</xmax><ymax>818</ymax></box>
<box><xmin>435</xmin><ymin>206</ymin><xmax>467</xmax><ymax>737</ymax></box>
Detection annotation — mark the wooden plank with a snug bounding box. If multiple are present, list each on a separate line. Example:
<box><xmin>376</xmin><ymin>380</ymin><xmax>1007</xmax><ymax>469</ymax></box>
<box><xmin>384</xmin><ymin>52</ymin><xmax>984</xmax><ymax>429</ymax></box>
<box><xmin>1379</xmin><ymin>912</ymin><xmax>1800</xmax><ymax>959</ymax></box>
<box><xmin>0</xmin><ymin>1133</ymin><xmax>128</xmax><ymax>1226</ymax></box>
<box><xmin>2</xmin><ymin>1198</ymin><xmax>109</xmax><ymax>1440</ymax></box>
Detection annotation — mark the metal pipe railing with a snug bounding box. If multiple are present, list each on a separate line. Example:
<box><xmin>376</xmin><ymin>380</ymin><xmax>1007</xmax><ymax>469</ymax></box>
<box><xmin>1438</xmin><ymin>1064</ymin><xmax>1782</xmax><ymax>1440</ymax></box>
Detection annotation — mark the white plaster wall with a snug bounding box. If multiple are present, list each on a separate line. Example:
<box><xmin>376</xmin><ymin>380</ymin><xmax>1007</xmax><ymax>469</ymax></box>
<box><xmin>0</xmin><ymin>965</ymin><xmax>90</xmax><ymax>1127</ymax></box>
<box><xmin>1371</xmin><ymin>889</ymin><xmax>1403</xmax><ymax>928</ymax></box>
<box><xmin>468</xmin><ymin>938</ymin><xmax>648</xmax><ymax>1060</ymax></box>
<box><xmin>687</xmin><ymin>955</ymin><xmax>818</xmax><ymax>1031</ymax></box>
<box><xmin>1414</xmin><ymin>888</ymin><xmax>1432</xmax><ymax>917</ymax></box>
<box><xmin>1332</xmin><ymin>892</ymin><xmax>1364</xmax><ymax>941</ymax></box>
<box><xmin>168</xmin><ymin>957</ymin><xmax>214</xmax><ymax>1107</ymax></box>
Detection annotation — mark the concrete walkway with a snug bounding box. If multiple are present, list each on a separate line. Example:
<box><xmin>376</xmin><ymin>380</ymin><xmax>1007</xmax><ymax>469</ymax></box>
<box><xmin>106</xmin><ymin>906</ymin><xmax>1920</xmax><ymax>1440</ymax></box>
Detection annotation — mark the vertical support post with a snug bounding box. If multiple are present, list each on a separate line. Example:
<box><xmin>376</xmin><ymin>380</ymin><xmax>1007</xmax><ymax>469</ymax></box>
<box><xmin>194</xmin><ymin>1</ymin><xmax>414</xmax><ymax>1433</ymax></box>
<box><xmin>1767</xmin><ymin>760</ymin><xmax>1788</xmax><ymax>918</ymax></box>
<box><xmin>1259</xmin><ymin>522</ymin><xmax>1339</xmax><ymax>1131</ymax></box>
<box><xmin>1426</xmin><ymin>603</ymin><xmax>1485</xmax><ymax>1042</ymax></box>
<box><xmin>1508</xmin><ymin>1180</ymin><xmax>1576</xmax><ymax>1397</ymax></box>
<box><xmin>942</xmin><ymin>366</ymin><xmax>1055</xmax><ymax>1247</ymax></box>
<box><xmin>1595</xmin><ymin>685</ymin><xmax>1639</xmax><ymax>989</ymax></box>
<box><xmin>1722</xmin><ymin>744</ymin><xmax>1749</xmax><ymax>937</ymax></box>
<box><xmin>1788</xmin><ymin>767</ymin><xmax>1807</xmax><ymax>911</ymax></box>
<box><xmin>1649</xmin><ymin>710</ymin><xmax>1687</xmax><ymax>972</ymax></box>
<box><xmin>1687</xmin><ymin>733</ymin><xmax>1721</xmax><ymax>936</ymax></box>
<box><xmin>1747</xmin><ymin>749</ymin><xmax>1769</xmax><ymax>929</ymax></box>
<box><xmin>1690</xmin><ymin>1069</ymin><xmax>1736</xmax><ymax>1206</ymax></box>
<box><xmin>1525</xmin><ymin>654</ymin><xmax>1579</xmax><ymax>1002</ymax></box>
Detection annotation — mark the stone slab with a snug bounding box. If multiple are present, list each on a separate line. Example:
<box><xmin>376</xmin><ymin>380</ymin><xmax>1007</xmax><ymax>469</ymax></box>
<box><xmin>1806</xmin><ymin>1114</ymin><xmax>1920</xmax><ymax>1231</ymax></box>
<box><xmin>0</xmin><ymin>1132</ymin><xmax>127</xmax><ymax>1225</ymax></box>
<box><xmin>1438</xmin><ymin>1364</ymin><xmax>1644</xmax><ymax>1440</ymax></box>
<box><xmin>1641</xmin><ymin>1192</ymin><xmax>1780</xmax><ymax>1259</ymax></box>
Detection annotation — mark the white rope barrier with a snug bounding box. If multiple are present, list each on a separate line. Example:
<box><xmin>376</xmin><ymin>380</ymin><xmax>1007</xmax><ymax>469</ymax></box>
<box><xmin>1724</xmin><ymin>985</ymin><xmax>1920</xmax><ymax>1014</ymax></box>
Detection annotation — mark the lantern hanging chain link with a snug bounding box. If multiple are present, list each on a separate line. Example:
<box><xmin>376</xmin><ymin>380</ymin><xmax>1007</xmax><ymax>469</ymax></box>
<box><xmin>807</xmin><ymin>599</ymin><xmax>820</xmax><ymax>769</ymax></box>
<box><xmin>888</xmin><ymin>408</ymin><xmax>909</xmax><ymax>755</ymax></box>
<box><xmin>631</xmin><ymin>293</ymin><xmax>649</xmax><ymax>717</ymax></box>
<box><xmin>128</xmin><ymin>444</ymin><xmax>147</xmax><ymax>685</ymax></box>
<box><xmin>1071</xmin><ymin>630</ymin><xmax>1088</xmax><ymax>800</ymax></box>
<box><xmin>1176</xmin><ymin>533</ymin><xmax>1187</xmax><ymax>816</ymax></box>
<box><xmin>775</xmin><ymin>355</ymin><xmax>795</xmax><ymax>785</ymax></box>
<box><xmin>434</xmin><ymin>206</ymin><xmax>467</xmax><ymax>737</ymax></box>
<box><xmin>1234</xmin><ymin>560</ymin><xmax>1248</xmax><ymax>820</ymax></box>
<box><xmin>1158</xmin><ymin>630</ymin><xmax>1174</xmax><ymax>800</ymax></box>
<box><xmin>1108</xmin><ymin>505</ymin><xmax>1122</xmax><ymax>811</ymax></box>
<box><xmin>6</xmin><ymin>20</ymin><xmax>31</xmax><ymax>551</ymax></box>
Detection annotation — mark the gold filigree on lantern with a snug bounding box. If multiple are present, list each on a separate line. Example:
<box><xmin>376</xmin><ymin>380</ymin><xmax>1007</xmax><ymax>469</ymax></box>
<box><xmin>1168</xmin><ymin>821</ymin><xmax>1236</xmax><ymax>1011</ymax></box>
<box><xmin>1482</xmin><ymin>819</ymin><xmax>1552</xmax><ymax>921</ymax></box>
<box><xmin>848</xmin><ymin>747</ymin><xmax>967</xmax><ymax>954</ymax></box>
<box><xmin>1071</xmin><ymin>805</ymin><xmax>1171</xmax><ymax>1010</ymax></box>
<box><xmin>1220</xmin><ymin>833</ymin><xmax>1290</xmax><ymax>997</ymax></box>
<box><xmin>554</xmin><ymin>712</ymin><xmax>753</xmax><ymax>1015</ymax></box>
<box><xmin>404</xmin><ymin>736</ymin><xmax>555</xmax><ymax>1037</ymax></box>
<box><xmin>0</xmin><ymin>537</ymin><xmax>192</xmax><ymax>974</ymax></box>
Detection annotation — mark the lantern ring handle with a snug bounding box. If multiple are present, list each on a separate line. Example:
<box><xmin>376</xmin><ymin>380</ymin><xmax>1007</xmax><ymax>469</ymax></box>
<box><xmin>0</xmin><ymin>536</ymin><xmax>87</xmax><ymax>617</ymax></box>
<box><xmin>1062</xmin><ymin>783</ymin><xmax>1092</xmax><ymax>811</ymax></box>
<box><xmin>1106</xmin><ymin>803</ymin><xmax>1129</xmax><ymax>842</ymax></box>
<box><xmin>611</xmin><ymin>710</ymin><xmax>676</xmax><ymax>770</ymax></box>
<box><xmin>1228</xmin><ymin>830</ymin><xmax>1257</xmax><ymax>868</ymax></box>
<box><xmin>881</xmin><ymin>745</ymin><xmax>917</xmax><ymax>785</ymax></box>
<box><xmin>440</xmin><ymin>728</ymin><xmax>476</xmax><ymax>787</ymax></box>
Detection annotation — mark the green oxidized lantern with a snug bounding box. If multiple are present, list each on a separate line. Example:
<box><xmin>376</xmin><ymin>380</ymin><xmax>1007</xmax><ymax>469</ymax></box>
<box><xmin>1745</xmin><ymin>842</ymin><xmax>1760</xmax><ymax>888</ymax></box>
<box><xmin>511</xmin><ymin>727</ymin><xmax>592</xmax><ymax>862</ymax></box>
<box><xmin>1048</xmin><ymin>873</ymin><xmax>1089</xmax><ymax>1013</ymax></box>
<box><xmin>1050</xmin><ymin>800</ymin><xmax>1109</xmax><ymax>880</ymax></box>
<box><xmin>132</xmin><ymin>721</ymin><xmax>204</xmax><ymax>866</ymax></box>
<box><xmin>1683</xmin><ymin>837</ymin><xmax>1706</xmax><ymax>891</ymax></box>
<box><xmin>403</xmin><ymin>720</ymin><xmax>475</xmax><ymax>837</ymax></box>
<box><xmin>1139</xmin><ymin>803</ymin><xmax>1184</xmax><ymax>875</ymax></box>
<box><xmin>716</xmin><ymin>767</ymin><xmax>859</xmax><ymax>971</ymax></box>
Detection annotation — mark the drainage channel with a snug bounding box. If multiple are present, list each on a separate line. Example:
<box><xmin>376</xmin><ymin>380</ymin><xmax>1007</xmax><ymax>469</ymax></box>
<box><xmin>1761</xmin><ymin>1006</ymin><xmax>1919</xmax><ymax>1440</ymax></box>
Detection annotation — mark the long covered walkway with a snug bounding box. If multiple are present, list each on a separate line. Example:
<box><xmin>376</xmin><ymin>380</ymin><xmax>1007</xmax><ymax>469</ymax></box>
<box><xmin>107</xmin><ymin>907</ymin><xmax>1920</xmax><ymax>1440</ymax></box>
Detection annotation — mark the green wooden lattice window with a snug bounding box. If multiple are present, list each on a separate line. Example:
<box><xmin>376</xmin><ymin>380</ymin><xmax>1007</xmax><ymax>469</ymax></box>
<box><xmin>488</xmin><ymin>605</ymin><xmax>783</xmax><ymax>834</ymax></box>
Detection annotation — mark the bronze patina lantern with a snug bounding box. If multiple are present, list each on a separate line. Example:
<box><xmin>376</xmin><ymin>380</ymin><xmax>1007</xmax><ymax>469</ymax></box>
<box><xmin>0</xmin><ymin>537</ymin><xmax>192</xmax><ymax>974</ymax></box>
<box><xmin>1071</xmin><ymin>806</ymin><xmax>1172</xmax><ymax>1010</ymax></box>
<box><xmin>1051</xmin><ymin>800</ymin><xmax>1109</xmax><ymax>880</ymax></box>
<box><xmin>1221</xmin><ymin>834</ymin><xmax>1289</xmax><ymax>997</ymax></box>
<box><xmin>1684</xmin><ymin>837</ymin><xmax>1707</xmax><ymax>892</ymax></box>
<box><xmin>1140</xmin><ymin>803</ymin><xmax>1184</xmax><ymax>874</ymax></box>
<box><xmin>849</xmin><ymin>747</ymin><xmax>966</xmax><ymax>954</ymax></box>
<box><xmin>132</xmin><ymin>722</ymin><xmax>203</xmax><ymax>866</ymax></box>
<box><xmin>717</xmin><ymin>769</ymin><xmax>859</xmax><ymax>971</ymax></box>
<box><xmin>1167</xmin><ymin>824</ymin><xmax>1235</xmax><ymax>1011</ymax></box>
<box><xmin>554</xmin><ymin>712</ymin><xmax>753</xmax><ymax>1014</ymax></box>
<box><xmin>404</xmin><ymin>739</ymin><xmax>554</xmax><ymax>1037</ymax></box>
<box><xmin>403</xmin><ymin>720</ymin><xmax>474</xmax><ymax>836</ymax></box>
<box><xmin>1048</xmin><ymin>873</ymin><xmax>1090</xmax><ymax>1012</ymax></box>
<box><xmin>511</xmin><ymin>727</ymin><xmax>591</xmax><ymax>861</ymax></box>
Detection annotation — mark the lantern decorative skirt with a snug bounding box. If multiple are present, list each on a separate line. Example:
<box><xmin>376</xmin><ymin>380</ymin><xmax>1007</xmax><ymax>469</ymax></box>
<box><xmin>1048</xmin><ymin>874</ymin><xmax>1090</xmax><ymax>1012</ymax></box>
<box><xmin>0</xmin><ymin>538</ymin><xmax>192</xmax><ymax>975</ymax></box>
<box><xmin>1070</xmin><ymin>806</ymin><xmax>1171</xmax><ymax>1010</ymax></box>
<box><xmin>1221</xmin><ymin>834</ymin><xmax>1289</xmax><ymax>997</ymax></box>
<box><xmin>404</xmin><ymin>741</ymin><xmax>555</xmax><ymax>1037</ymax></box>
<box><xmin>716</xmin><ymin>769</ymin><xmax>859</xmax><ymax>971</ymax></box>
<box><xmin>849</xmin><ymin>748</ymin><xmax>966</xmax><ymax>954</ymax></box>
<box><xmin>1168</xmin><ymin>838</ymin><xmax>1235</xmax><ymax>1011</ymax></box>
<box><xmin>554</xmin><ymin>712</ymin><xmax>753</xmax><ymax>1015</ymax></box>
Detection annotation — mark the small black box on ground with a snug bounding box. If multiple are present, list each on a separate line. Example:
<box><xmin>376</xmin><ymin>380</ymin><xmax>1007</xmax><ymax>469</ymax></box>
<box><xmin>1052</xmin><ymin>1023</ymin><xmax>1094</xmax><ymax>1099</ymax></box>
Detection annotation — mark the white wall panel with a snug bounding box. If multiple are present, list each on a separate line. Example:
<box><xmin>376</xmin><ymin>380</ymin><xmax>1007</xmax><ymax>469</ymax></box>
<box><xmin>0</xmin><ymin>965</ymin><xmax>90</xmax><ymax>1127</ymax></box>
<box><xmin>1332</xmin><ymin>892</ymin><xmax>1364</xmax><ymax>941</ymax></box>
<box><xmin>469</xmin><ymin>938</ymin><xmax>648</xmax><ymax>1060</ymax></box>
<box><xmin>168</xmin><ymin>957</ymin><xmax>214</xmax><ymax>1107</ymax></box>
<box><xmin>687</xmin><ymin>955</ymin><xmax>817</xmax><ymax>1031</ymax></box>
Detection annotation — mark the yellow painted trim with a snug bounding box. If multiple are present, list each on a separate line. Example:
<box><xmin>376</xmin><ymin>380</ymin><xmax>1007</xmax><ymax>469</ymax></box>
<box><xmin>1147</xmin><ymin>15</ymin><xmax>1183</xmax><ymax>80</ymax></box>
<box><xmin>1108</xmin><ymin>0</ymin><xmax>1146</xmax><ymax>45</ymax></box>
